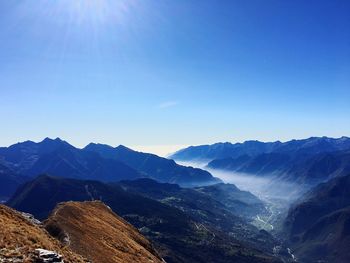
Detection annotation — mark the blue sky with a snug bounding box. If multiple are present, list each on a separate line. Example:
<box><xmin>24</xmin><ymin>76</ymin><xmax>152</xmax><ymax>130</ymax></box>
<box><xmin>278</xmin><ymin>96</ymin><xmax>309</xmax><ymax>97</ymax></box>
<box><xmin>0</xmin><ymin>0</ymin><xmax>349</xmax><ymax>155</ymax></box>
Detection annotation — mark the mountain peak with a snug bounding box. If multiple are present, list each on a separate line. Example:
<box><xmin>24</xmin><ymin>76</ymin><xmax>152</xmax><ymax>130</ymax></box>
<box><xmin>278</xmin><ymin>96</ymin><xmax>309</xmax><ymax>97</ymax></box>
<box><xmin>41</xmin><ymin>137</ymin><xmax>63</xmax><ymax>143</ymax></box>
<box><xmin>84</xmin><ymin>142</ymin><xmax>114</xmax><ymax>150</ymax></box>
<box><xmin>115</xmin><ymin>145</ymin><xmax>133</xmax><ymax>152</ymax></box>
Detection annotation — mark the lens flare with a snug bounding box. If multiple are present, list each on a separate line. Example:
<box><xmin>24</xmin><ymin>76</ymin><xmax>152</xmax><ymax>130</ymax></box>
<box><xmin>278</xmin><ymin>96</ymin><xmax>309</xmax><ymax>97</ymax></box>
<box><xmin>17</xmin><ymin>0</ymin><xmax>138</xmax><ymax>29</ymax></box>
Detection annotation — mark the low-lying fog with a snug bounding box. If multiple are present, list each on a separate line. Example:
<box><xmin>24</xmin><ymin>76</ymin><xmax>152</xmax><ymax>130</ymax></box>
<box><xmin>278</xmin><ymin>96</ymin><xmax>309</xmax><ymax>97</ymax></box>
<box><xmin>177</xmin><ymin>161</ymin><xmax>306</xmax><ymax>204</ymax></box>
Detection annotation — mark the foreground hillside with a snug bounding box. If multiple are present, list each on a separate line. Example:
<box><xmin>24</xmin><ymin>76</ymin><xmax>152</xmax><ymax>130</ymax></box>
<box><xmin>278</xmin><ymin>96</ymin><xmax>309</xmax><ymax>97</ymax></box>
<box><xmin>283</xmin><ymin>174</ymin><xmax>350</xmax><ymax>263</ymax></box>
<box><xmin>0</xmin><ymin>204</ymin><xmax>87</xmax><ymax>262</ymax></box>
<box><xmin>0</xmin><ymin>201</ymin><xmax>163</xmax><ymax>263</ymax></box>
<box><xmin>45</xmin><ymin>201</ymin><xmax>163</xmax><ymax>263</ymax></box>
<box><xmin>8</xmin><ymin>175</ymin><xmax>282</xmax><ymax>263</ymax></box>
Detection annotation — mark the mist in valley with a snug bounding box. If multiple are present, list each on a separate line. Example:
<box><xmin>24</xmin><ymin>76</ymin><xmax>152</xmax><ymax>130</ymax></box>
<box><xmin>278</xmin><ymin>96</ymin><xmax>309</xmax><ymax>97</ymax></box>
<box><xmin>176</xmin><ymin>160</ymin><xmax>309</xmax><ymax>231</ymax></box>
<box><xmin>177</xmin><ymin>161</ymin><xmax>305</xmax><ymax>203</ymax></box>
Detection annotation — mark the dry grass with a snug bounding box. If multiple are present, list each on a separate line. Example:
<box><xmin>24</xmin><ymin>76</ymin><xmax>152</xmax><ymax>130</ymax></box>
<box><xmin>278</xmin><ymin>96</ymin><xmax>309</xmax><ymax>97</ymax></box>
<box><xmin>44</xmin><ymin>201</ymin><xmax>163</xmax><ymax>263</ymax></box>
<box><xmin>0</xmin><ymin>204</ymin><xmax>87</xmax><ymax>262</ymax></box>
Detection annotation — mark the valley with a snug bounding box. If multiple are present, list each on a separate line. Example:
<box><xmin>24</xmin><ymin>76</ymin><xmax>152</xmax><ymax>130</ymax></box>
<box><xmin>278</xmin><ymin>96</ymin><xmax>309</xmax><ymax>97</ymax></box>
<box><xmin>176</xmin><ymin>160</ymin><xmax>303</xmax><ymax>233</ymax></box>
<box><xmin>1</xmin><ymin>136</ymin><xmax>350</xmax><ymax>262</ymax></box>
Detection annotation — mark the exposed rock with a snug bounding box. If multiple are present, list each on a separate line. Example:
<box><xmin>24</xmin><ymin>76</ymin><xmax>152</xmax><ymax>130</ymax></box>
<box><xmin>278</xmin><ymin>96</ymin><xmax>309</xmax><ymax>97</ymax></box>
<box><xmin>34</xmin><ymin>249</ymin><xmax>63</xmax><ymax>263</ymax></box>
<box><xmin>21</xmin><ymin>212</ymin><xmax>42</xmax><ymax>225</ymax></box>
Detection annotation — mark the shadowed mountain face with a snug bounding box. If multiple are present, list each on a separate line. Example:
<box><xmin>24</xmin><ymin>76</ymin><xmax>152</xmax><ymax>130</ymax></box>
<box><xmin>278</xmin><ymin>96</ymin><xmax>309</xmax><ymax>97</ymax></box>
<box><xmin>283</xmin><ymin>174</ymin><xmax>350</xmax><ymax>263</ymax></box>
<box><xmin>119</xmin><ymin>178</ymin><xmax>266</xmax><ymax>220</ymax></box>
<box><xmin>84</xmin><ymin>143</ymin><xmax>221</xmax><ymax>186</ymax></box>
<box><xmin>171</xmin><ymin>137</ymin><xmax>350</xmax><ymax>185</ymax></box>
<box><xmin>7</xmin><ymin>175</ymin><xmax>281</xmax><ymax>263</ymax></box>
<box><xmin>0</xmin><ymin>163</ymin><xmax>28</xmax><ymax>200</ymax></box>
<box><xmin>45</xmin><ymin>201</ymin><xmax>163</xmax><ymax>263</ymax></box>
<box><xmin>194</xmin><ymin>183</ymin><xmax>266</xmax><ymax>218</ymax></box>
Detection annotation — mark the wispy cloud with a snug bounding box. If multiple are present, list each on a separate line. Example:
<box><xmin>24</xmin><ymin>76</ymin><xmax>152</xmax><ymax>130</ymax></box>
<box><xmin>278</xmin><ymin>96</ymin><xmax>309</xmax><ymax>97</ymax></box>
<box><xmin>158</xmin><ymin>101</ymin><xmax>179</xmax><ymax>109</ymax></box>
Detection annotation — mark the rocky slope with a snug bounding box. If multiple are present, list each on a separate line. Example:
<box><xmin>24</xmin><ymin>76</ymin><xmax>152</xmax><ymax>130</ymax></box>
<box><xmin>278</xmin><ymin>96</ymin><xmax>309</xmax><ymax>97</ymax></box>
<box><xmin>45</xmin><ymin>201</ymin><xmax>163</xmax><ymax>263</ymax></box>
<box><xmin>0</xmin><ymin>204</ymin><xmax>87</xmax><ymax>262</ymax></box>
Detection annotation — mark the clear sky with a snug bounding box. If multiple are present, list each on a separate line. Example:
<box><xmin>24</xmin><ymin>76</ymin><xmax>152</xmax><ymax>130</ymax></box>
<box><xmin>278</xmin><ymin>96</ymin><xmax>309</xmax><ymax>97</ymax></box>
<box><xmin>0</xmin><ymin>0</ymin><xmax>349</xmax><ymax>156</ymax></box>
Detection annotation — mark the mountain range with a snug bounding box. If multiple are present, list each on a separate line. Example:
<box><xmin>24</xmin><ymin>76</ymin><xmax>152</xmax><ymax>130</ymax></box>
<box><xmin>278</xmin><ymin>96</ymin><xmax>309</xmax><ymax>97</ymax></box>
<box><xmin>171</xmin><ymin>137</ymin><xmax>350</xmax><ymax>184</ymax></box>
<box><xmin>171</xmin><ymin>137</ymin><xmax>350</xmax><ymax>162</ymax></box>
<box><xmin>0</xmin><ymin>138</ymin><xmax>220</xmax><ymax>199</ymax></box>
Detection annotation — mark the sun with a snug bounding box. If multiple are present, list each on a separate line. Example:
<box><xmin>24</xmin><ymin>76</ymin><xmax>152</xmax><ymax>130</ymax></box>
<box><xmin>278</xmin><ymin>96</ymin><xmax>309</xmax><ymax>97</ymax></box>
<box><xmin>58</xmin><ymin>0</ymin><xmax>134</xmax><ymax>26</ymax></box>
<box><xmin>22</xmin><ymin>0</ymin><xmax>136</xmax><ymax>28</ymax></box>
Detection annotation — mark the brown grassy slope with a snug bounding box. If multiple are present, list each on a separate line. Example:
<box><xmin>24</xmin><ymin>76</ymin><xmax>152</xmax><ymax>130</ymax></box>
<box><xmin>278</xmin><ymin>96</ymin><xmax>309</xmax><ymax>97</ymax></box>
<box><xmin>0</xmin><ymin>204</ymin><xmax>87</xmax><ymax>262</ymax></box>
<box><xmin>45</xmin><ymin>201</ymin><xmax>163</xmax><ymax>263</ymax></box>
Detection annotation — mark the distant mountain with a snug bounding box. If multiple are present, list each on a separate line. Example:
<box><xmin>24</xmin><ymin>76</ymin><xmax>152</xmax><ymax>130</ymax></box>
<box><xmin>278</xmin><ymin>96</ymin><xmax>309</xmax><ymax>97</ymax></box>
<box><xmin>0</xmin><ymin>138</ymin><xmax>73</xmax><ymax>173</ymax></box>
<box><xmin>170</xmin><ymin>141</ymin><xmax>282</xmax><ymax>162</ymax></box>
<box><xmin>208</xmin><ymin>149</ymin><xmax>350</xmax><ymax>184</ymax></box>
<box><xmin>0</xmin><ymin>138</ymin><xmax>141</xmax><ymax>183</ymax></box>
<box><xmin>84</xmin><ymin>143</ymin><xmax>221</xmax><ymax>186</ymax></box>
<box><xmin>7</xmin><ymin>175</ymin><xmax>281</xmax><ymax>263</ymax></box>
<box><xmin>0</xmin><ymin>204</ymin><xmax>87</xmax><ymax>262</ymax></box>
<box><xmin>0</xmin><ymin>163</ymin><xmax>28</xmax><ymax>200</ymax></box>
<box><xmin>180</xmin><ymin>137</ymin><xmax>350</xmax><ymax>184</ymax></box>
<box><xmin>0</xmin><ymin>138</ymin><xmax>220</xmax><ymax>188</ymax></box>
<box><xmin>45</xmin><ymin>201</ymin><xmax>163</xmax><ymax>263</ymax></box>
<box><xmin>283</xmin><ymin>174</ymin><xmax>350</xmax><ymax>263</ymax></box>
<box><xmin>171</xmin><ymin>137</ymin><xmax>350</xmax><ymax>162</ymax></box>
<box><xmin>208</xmin><ymin>153</ymin><xmax>291</xmax><ymax>175</ymax></box>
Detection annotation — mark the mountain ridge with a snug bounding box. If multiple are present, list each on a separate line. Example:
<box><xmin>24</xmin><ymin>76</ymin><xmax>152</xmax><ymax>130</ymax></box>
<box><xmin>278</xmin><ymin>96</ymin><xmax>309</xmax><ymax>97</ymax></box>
<box><xmin>0</xmin><ymin>138</ymin><xmax>220</xmax><ymax>187</ymax></box>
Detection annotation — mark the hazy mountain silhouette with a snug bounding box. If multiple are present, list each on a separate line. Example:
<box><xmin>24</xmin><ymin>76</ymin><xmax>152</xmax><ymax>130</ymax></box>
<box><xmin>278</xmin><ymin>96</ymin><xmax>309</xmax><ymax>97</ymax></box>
<box><xmin>283</xmin><ymin>174</ymin><xmax>350</xmax><ymax>263</ymax></box>
<box><xmin>172</xmin><ymin>137</ymin><xmax>350</xmax><ymax>184</ymax></box>
<box><xmin>171</xmin><ymin>137</ymin><xmax>350</xmax><ymax>162</ymax></box>
<box><xmin>84</xmin><ymin>143</ymin><xmax>221</xmax><ymax>186</ymax></box>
